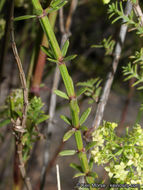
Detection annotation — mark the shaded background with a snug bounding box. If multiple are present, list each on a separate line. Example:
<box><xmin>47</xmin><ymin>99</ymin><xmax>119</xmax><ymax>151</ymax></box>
<box><xmin>0</xmin><ymin>0</ymin><xmax>143</xmax><ymax>189</ymax></box>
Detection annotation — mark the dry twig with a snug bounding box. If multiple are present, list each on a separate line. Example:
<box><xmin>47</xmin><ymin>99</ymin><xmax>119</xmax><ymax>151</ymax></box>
<box><xmin>10</xmin><ymin>1</ymin><xmax>31</xmax><ymax>190</ymax></box>
<box><xmin>56</xmin><ymin>164</ymin><xmax>61</xmax><ymax>190</ymax></box>
<box><xmin>85</xmin><ymin>0</ymin><xmax>132</xmax><ymax>140</ymax></box>
<box><xmin>133</xmin><ymin>0</ymin><xmax>143</xmax><ymax>26</ymax></box>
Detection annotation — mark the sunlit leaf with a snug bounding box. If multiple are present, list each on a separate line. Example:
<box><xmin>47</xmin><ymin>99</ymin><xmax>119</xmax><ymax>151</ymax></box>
<box><xmin>63</xmin><ymin>54</ymin><xmax>77</xmax><ymax>62</ymax></box>
<box><xmin>60</xmin><ymin>115</ymin><xmax>71</xmax><ymax>125</ymax></box>
<box><xmin>54</xmin><ymin>90</ymin><xmax>69</xmax><ymax>99</ymax></box>
<box><xmin>61</xmin><ymin>40</ymin><xmax>69</xmax><ymax>57</ymax></box>
<box><xmin>41</xmin><ymin>46</ymin><xmax>53</xmax><ymax>58</ymax></box>
<box><xmin>85</xmin><ymin>141</ymin><xmax>97</xmax><ymax>152</ymax></box>
<box><xmin>73</xmin><ymin>172</ymin><xmax>86</xmax><ymax>178</ymax></box>
<box><xmin>36</xmin><ymin>115</ymin><xmax>49</xmax><ymax>124</ymax></box>
<box><xmin>79</xmin><ymin>107</ymin><xmax>92</xmax><ymax>125</ymax></box>
<box><xmin>76</xmin><ymin>87</ymin><xmax>87</xmax><ymax>97</ymax></box>
<box><xmin>63</xmin><ymin>129</ymin><xmax>75</xmax><ymax>142</ymax></box>
<box><xmin>70</xmin><ymin>163</ymin><xmax>82</xmax><ymax>172</ymax></box>
<box><xmin>47</xmin><ymin>57</ymin><xmax>58</xmax><ymax>63</ymax></box>
<box><xmin>14</xmin><ymin>15</ymin><xmax>36</xmax><ymax>21</ymax></box>
<box><xmin>59</xmin><ymin>150</ymin><xmax>76</xmax><ymax>156</ymax></box>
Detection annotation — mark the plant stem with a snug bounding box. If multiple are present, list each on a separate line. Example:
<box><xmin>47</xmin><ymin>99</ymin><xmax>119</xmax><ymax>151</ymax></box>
<box><xmin>85</xmin><ymin>0</ymin><xmax>132</xmax><ymax>138</ymax></box>
<box><xmin>31</xmin><ymin>11</ymin><xmax>57</xmax><ymax>95</ymax></box>
<box><xmin>40</xmin><ymin>3</ymin><xmax>79</xmax><ymax>187</ymax></box>
<box><xmin>10</xmin><ymin>1</ymin><xmax>32</xmax><ymax>190</ymax></box>
<box><xmin>132</xmin><ymin>0</ymin><xmax>143</xmax><ymax>26</ymax></box>
<box><xmin>32</xmin><ymin>0</ymin><xmax>94</xmax><ymax>186</ymax></box>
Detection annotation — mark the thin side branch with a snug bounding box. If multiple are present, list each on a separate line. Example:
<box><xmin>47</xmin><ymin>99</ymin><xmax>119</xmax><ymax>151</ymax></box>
<box><xmin>56</xmin><ymin>164</ymin><xmax>61</xmax><ymax>190</ymax></box>
<box><xmin>11</xmin><ymin>13</ymin><xmax>28</xmax><ymax>130</ymax></box>
<box><xmin>133</xmin><ymin>0</ymin><xmax>143</xmax><ymax>26</ymax></box>
<box><xmin>85</xmin><ymin>0</ymin><xmax>132</xmax><ymax>138</ymax></box>
<box><xmin>10</xmin><ymin>2</ymin><xmax>31</xmax><ymax>190</ymax></box>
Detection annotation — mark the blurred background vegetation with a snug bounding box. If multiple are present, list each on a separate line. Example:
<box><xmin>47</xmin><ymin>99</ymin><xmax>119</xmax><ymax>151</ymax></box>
<box><xmin>0</xmin><ymin>0</ymin><xmax>143</xmax><ymax>189</ymax></box>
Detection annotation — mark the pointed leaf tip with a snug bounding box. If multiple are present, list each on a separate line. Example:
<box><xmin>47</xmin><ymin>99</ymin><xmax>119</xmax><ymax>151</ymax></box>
<box><xmin>62</xmin><ymin>40</ymin><xmax>69</xmax><ymax>57</ymax></box>
<box><xmin>14</xmin><ymin>15</ymin><xmax>36</xmax><ymax>21</ymax></box>
<box><xmin>63</xmin><ymin>129</ymin><xmax>75</xmax><ymax>142</ymax></box>
<box><xmin>60</xmin><ymin>115</ymin><xmax>71</xmax><ymax>125</ymax></box>
<box><xmin>54</xmin><ymin>90</ymin><xmax>69</xmax><ymax>99</ymax></box>
<box><xmin>79</xmin><ymin>107</ymin><xmax>92</xmax><ymax>125</ymax></box>
<box><xmin>59</xmin><ymin>150</ymin><xmax>76</xmax><ymax>156</ymax></box>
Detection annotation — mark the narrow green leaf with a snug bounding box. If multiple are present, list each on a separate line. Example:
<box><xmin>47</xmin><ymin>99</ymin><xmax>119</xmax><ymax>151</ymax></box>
<box><xmin>70</xmin><ymin>163</ymin><xmax>83</xmax><ymax>172</ymax></box>
<box><xmin>54</xmin><ymin>1</ymin><xmax>68</xmax><ymax>10</ymax></box>
<box><xmin>14</xmin><ymin>15</ymin><xmax>36</xmax><ymax>21</ymax></box>
<box><xmin>36</xmin><ymin>115</ymin><xmax>49</xmax><ymax>124</ymax></box>
<box><xmin>80</xmin><ymin>125</ymin><xmax>88</xmax><ymax>131</ymax></box>
<box><xmin>54</xmin><ymin>89</ymin><xmax>69</xmax><ymax>99</ymax></box>
<box><xmin>86</xmin><ymin>176</ymin><xmax>94</xmax><ymax>185</ymax></box>
<box><xmin>79</xmin><ymin>107</ymin><xmax>92</xmax><ymax>125</ymax></box>
<box><xmin>89</xmin><ymin>157</ymin><xmax>94</xmax><ymax>170</ymax></box>
<box><xmin>59</xmin><ymin>150</ymin><xmax>76</xmax><ymax>156</ymax></box>
<box><xmin>60</xmin><ymin>115</ymin><xmax>71</xmax><ymax>125</ymax></box>
<box><xmin>51</xmin><ymin>0</ymin><xmax>61</xmax><ymax>7</ymax></box>
<box><xmin>75</xmin><ymin>131</ymin><xmax>83</xmax><ymax>151</ymax></box>
<box><xmin>47</xmin><ymin>57</ymin><xmax>58</xmax><ymax>63</ymax></box>
<box><xmin>76</xmin><ymin>87</ymin><xmax>87</xmax><ymax>97</ymax></box>
<box><xmin>85</xmin><ymin>141</ymin><xmax>97</xmax><ymax>152</ymax></box>
<box><xmin>77</xmin><ymin>81</ymin><xmax>92</xmax><ymax>88</ymax></box>
<box><xmin>91</xmin><ymin>44</ymin><xmax>103</xmax><ymax>48</ymax></box>
<box><xmin>137</xmin><ymin>86</ymin><xmax>143</xmax><ymax>90</ymax></box>
<box><xmin>63</xmin><ymin>129</ymin><xmax>75</xmax><ymax>142</ymax></box>
<box><xmin>61</xmin><ymin>40</ymin><xmax>69</xmax><ymax>57</ymax></box>
<box><xmin>73</xmin><ymin>172</ymin><xmax>86</xmax><ymax>178</ymax></box>
<box><xmin>41</xmin><ymin>46</ymin><xmax>53</xmax><ymax>58</ymax></box>
<box><xmin>88</xmin><ymin>172</ymin><xmax>98</xmax><ymax>178</ymax></box>
<box><xmin>0</xmin><ymin>119</ymin><xmax>11</xmax><ymax>128</ymax></box>
<box><xmin>59</xmin><ymin>64</ymin><xmax>74</xmax><ymax>96</ymax></box>
<box><xmin>63</xmin><ymin>54</ymin><xmax>77</xmax><ymax>62</ymax></box>
<box><xmin>115</xmin><ymin>149</ymin><xmax>123</xmax><ymax>156</ymax></box>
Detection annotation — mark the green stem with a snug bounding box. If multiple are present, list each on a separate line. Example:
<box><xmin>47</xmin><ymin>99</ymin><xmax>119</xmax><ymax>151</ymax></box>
<box><xmin>32</xmin><ymin>0</ymin><xmax>95</xmax><ymax>186</ymax></box>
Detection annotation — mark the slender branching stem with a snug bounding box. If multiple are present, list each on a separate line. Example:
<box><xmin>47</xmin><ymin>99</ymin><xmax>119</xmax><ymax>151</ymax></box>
<box><xmin>10</xmin><ymin>2</ymin><xmax>31</xmax><ymax>190</ymax></box>
<box><xmin>132</xmin><ymin>0</ymin><xmax>143</xmax><ymax>26</ymax></box>
<box><xmin>32</xmin><ymin>0</ymin><xmax>94</xmax><ymax>186</ymax></box>
<box><xmin>86</xmin><ymin>0</ymin><xmax>132</xmax><ymax>138</ymax></box>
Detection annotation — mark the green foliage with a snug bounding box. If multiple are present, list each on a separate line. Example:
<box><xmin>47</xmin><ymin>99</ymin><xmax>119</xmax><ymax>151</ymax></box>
<box><xmin>59</xmin><ymin>149</ymin><xmax>77</xmax><ymax>156</ymax></box>
<box><xmin>79</xmin><ymin>107</ymin><xmax>92</xmax><ymax>125</ymax></box>
<box><xmin>92</xmin><ymin>36</ymin><xmax>115</xmax><ymax>55</ymax></box>
<box><xmin>54</xmin><ymin>89</ymin><xmax>69</xmax><ymax>99</ymax></box>
<box><xmin>61</xmin><ymin>39</ymin><xmax>69</xmax><ymax>57</ymax></box>
<box><xmin>91</xmin><ymin>122</ymin><xmax>143</xmax><ymax>184</ymax></box>
<box><xmin>108</xmin><ymin>1</ymin><xmax>143</xmax><ymax>37</ymax></box>
<box><xmin>102</xmin><ymin>0</ymin><xmax>111</xmax><ymax>5</ymax></box>
<box><xmin>60</xmin><ymin>115</ymin><xmax>72</xmax><ymax>125</ymax></box>
<box><xmin>123</xmin><ymin>48</ymin><xmax>143</xmax><ymax>90</ymax></box>
<box><xmin>14</xmin><ymin>15</ymin><xmax>37</xmax><ymax>21</ymax></box>
<box><xmin>0</xmin><ymin>89</ymin><xmax>49</xmax><ymax>161</ymax></box>
<box><xmin>70</xmin><ymin>163</ymin><xmax>82</xmax><ymax>172</ymax></box>
<box><xmin>49</xmin><ymin>0</ymin><xmax>68</xmax><ymax>13</ymax></box>
<box><xmin>63</xmin><ymin>129</ymin><xmax>75</xmax><ymax>142</ymax></box>
<box><xmin>77</xmin><ymin>78</ymin><xmax>102</xmax><ymax>104</ymax></box>
<box><xmin>41</xmin><ymin>46</ymin><xmax>54</xmax><ymax>58</ymax></box>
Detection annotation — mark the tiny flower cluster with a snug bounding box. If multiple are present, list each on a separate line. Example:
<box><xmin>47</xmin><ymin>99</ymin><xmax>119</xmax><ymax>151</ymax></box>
<box><xmin>91</xmin><ymin>122</ymin><xmax>143</xmax><ymax>185</ymax></box>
